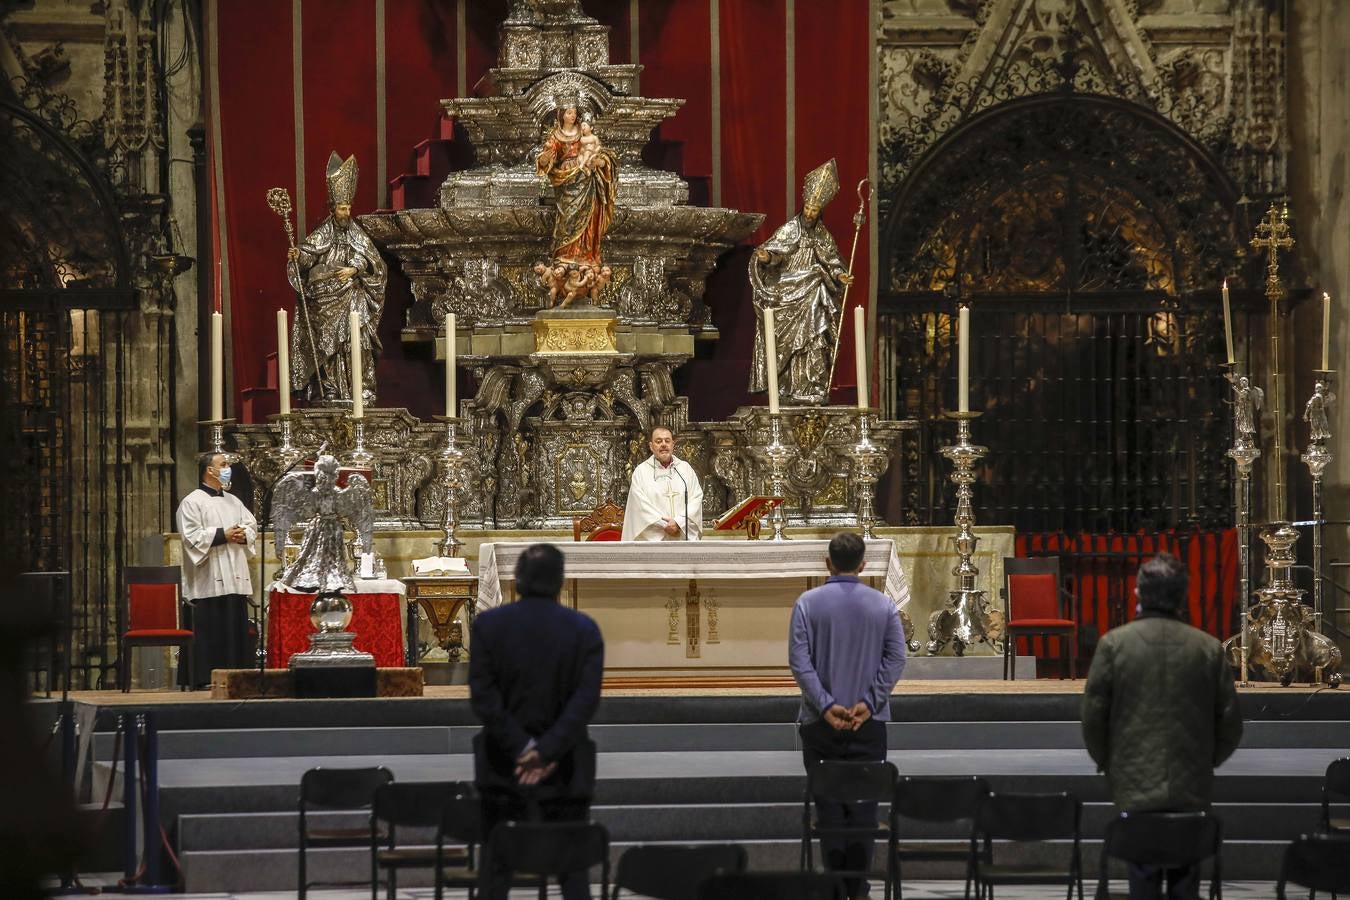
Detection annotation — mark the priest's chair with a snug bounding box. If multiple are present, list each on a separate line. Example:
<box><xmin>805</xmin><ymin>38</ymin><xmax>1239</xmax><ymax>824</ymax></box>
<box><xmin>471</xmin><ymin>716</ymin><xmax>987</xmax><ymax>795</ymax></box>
<box><xmin>120</xmin><ymin>565</ymin><xmax>192</xmax><ymax>692</ymax></box>
<box><xmin>573</xmin><ymin>499</ymin><xmax>624</xmax><ymax>542</ymax></box>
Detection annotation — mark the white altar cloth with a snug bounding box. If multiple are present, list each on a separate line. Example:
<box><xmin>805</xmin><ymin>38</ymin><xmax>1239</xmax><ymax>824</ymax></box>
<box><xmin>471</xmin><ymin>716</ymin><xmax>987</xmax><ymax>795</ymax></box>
<box><xmin>476</xmin><ymin>539</ymin><xmax>911</xmax><ymax>609</ymax></box>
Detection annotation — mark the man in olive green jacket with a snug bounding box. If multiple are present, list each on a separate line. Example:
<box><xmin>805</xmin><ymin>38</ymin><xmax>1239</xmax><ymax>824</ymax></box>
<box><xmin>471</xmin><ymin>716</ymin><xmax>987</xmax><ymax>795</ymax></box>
<box><xmin>1082</xmin><ymin>553</ymin><xmax>1243</xmax><ymax>898</ymax></box>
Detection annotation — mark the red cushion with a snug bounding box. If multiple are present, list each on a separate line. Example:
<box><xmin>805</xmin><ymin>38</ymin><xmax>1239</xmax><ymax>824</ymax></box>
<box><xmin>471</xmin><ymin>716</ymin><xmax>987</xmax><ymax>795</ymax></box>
<box><xmin>1007</xmin><ymin>618</ymin><xmax>1075</xmax><ymax>629</ymax></box>
<box><xmin>129</xmin><ymin>583</ymin><xmax>180</xmax><ymax>631</ymax></box>
<box><xmin>1007</xmin><ymin>573</ymin><xmax>1061</xmax><ymax>621</ymax></box>
<box><xmin>124</xmin><ymin>628</ymin><xmax>193</xmax><ymax>639</ymax></box>
<box><xmin>585</xmin><ymin>526</ymin><xmax>622</xmax><ymax>542</ymax></box>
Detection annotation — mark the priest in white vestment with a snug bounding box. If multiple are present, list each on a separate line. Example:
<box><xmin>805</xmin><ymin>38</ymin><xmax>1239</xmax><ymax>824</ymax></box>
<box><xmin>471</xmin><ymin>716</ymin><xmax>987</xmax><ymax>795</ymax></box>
<box><xmin>176</xmin><ymin>451</ymin><xmax>258</xmax><ymax>687</ymax></box>
<box><xmin>621</xmin><ymin>426</ymin><xmax>704</xmax><ymax>541</ymax></box>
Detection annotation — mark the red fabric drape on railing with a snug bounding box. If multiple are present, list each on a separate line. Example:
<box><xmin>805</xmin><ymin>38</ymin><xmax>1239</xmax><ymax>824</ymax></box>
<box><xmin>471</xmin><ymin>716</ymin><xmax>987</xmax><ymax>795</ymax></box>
<box><xmin>1015</xmin><ymin>530</ymin><xmax>1239</xmax><ymax>643</ymax></box>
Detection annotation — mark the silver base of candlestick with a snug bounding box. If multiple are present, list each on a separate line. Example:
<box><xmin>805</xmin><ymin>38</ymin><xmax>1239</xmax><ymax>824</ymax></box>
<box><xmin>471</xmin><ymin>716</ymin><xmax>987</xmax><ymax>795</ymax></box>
<box><xmin>758</xmin><ymin>413</ymin><xmax>793</xmax><ymax>541</ymax></box>
<box><xmin>270</xmin><ymin>413</ymin><xmax>304</xmax><ymax>469</ymax></box>
<box><xmin>927</xmin><ymin>412</ymin><xmax>1003</xmax><ymax>657</ymax></box>
<box><xmin>199</xmin><ymin>419</ymin><xmax>239</xmax><ymax>463</ymax></box>
<box><xmin>1222</xmin><ymin>522</ymin><xmax>1343</xmax><ymax>687</ymax></box>
<box><xmin>348</xmin><ymin>418</ymin><xmax>374</xmax><ymax>468</ymax></box>
<box><xmin>849</xmin><ymin>409</ymin><xmax>889</xmax><ymax>539</ymax></box>
<box><xmin>434</xmin><ymin>416</ymin><xmax>467</xmax><ymax>557</ymax></box>
<box><xmin>288</xmin><ymin>591</ymin><xmax>376</xmax><ymax>668</ymax></box>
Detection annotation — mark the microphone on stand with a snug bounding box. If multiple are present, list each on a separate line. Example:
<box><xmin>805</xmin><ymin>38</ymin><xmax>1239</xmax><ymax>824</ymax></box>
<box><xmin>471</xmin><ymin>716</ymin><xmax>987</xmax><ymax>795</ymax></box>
<box><xmin>672</xmin><ymin>462</ymin><xmax>690</xmax><ymax>541</ymax></box>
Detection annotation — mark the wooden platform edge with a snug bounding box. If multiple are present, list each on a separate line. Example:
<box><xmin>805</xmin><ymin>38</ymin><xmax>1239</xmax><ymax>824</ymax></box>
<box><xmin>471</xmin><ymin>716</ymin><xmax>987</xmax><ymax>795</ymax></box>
<box><xmin>209</xmin><ymin>667</ymin><xmax>425</xmax><ymax>699</ymax></box>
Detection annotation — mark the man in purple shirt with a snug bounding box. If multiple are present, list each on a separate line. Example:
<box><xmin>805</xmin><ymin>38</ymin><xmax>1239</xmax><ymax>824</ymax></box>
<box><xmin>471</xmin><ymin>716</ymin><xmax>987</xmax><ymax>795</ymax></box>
<box><xmin>789</xmin><ymin>532</ymin><xmax>908</xmax><ymax>900</ymax></box>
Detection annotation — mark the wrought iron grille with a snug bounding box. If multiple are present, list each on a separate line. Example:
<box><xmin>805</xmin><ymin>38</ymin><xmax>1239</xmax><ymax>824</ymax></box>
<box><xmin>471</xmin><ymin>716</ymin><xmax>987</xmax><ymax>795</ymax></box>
<box><xmin>880</xmin><ymin>295</ymin><xmax>1244</xmax><ymax>533</ymax></box>
<box><xmin>879</xmin><ymin>94</ymin><xmax>1247</xmax><ymax>535</ymax></box>
<box><xmin>0</xmin><ymin>96</ymin><xmax>136</xmax><ymax>690</ymax></box>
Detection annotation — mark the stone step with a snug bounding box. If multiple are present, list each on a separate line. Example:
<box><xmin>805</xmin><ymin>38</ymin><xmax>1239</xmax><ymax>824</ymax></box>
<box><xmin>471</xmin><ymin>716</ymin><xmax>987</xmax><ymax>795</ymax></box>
<box><xmin>176</xmin><ymin>800</ymin><xmax>1325</xmax><ymax>852</ymax></box>
<box><xmin>90</xmin><ymin>718</ymin><xmax>1350</xmax><ymax>760</ymax></box>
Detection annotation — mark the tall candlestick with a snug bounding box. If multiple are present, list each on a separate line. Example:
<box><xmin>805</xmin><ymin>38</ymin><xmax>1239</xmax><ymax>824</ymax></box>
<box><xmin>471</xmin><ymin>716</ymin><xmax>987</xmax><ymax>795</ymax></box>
<box><xmin>210</xmin><ymin>310</ymin><xmax>224</xmax><ymax>421</ymax></box>
<box><xmin>445</xmin><ymin>313</ymin><xmax>457</xmax><ymax>418</ymax></box>
<box><xmin>349</xmin><ymin>310</ymin><xmax>363</xmax><ymax>418</ymax></box>
<box><xmin>1322</xmin><ymin>291</ymin><xmax>1332</xmax><ymax>372</ymax></box>
<box><xmin>764</xmin><ymin>308</ymin><xmax>780</xmax><ymax>415</ymax></box>
<box><xmin>276</xmin><ymin>308</ymin><xmax>290</xmax><ymax>416</ymax></box>
<box><xmin>1222</xmin><ymin>279</ymin><xmax>1235</xmax><ymax>365</ymax></box>
<box><xmin>957</xmin><ymin>305</ymin><xmax>970</xmax><ymax>414</ymax></box>
<box><xmin>853</xmin><ymin>305</ymin><xmax>868</xmax><ymax>409</ymax></box>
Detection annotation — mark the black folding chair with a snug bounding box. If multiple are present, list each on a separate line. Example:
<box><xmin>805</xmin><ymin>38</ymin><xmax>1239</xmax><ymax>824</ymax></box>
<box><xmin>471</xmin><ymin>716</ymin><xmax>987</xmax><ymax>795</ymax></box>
<box><xmin>1322</xmin><ymin>757</ymin><xmax>1350</xmax><ymax>835</ymax></box>
<box><xmin>891</xmin><ymin>775</ymin><xmax>988</xmax><ymax>899</ymax></box>
<box><xmin>698</xmin><ymin>872</ymin><xmax>848</xmax><ymax>900</ymax></box>
<box><xmin>1094</xmin><ymin>811</ymin><xmax>1222</xmax><ymax>900</ymax></box>
<box><xmin>298</xmin><ymin>766</ymin><xmax>393</xmax><ymax>899</ymax></box>
<box><xmin>432</xmin><ymin>788</ymin><xmax>486</xmax><ymax>900</ymax></box>
<box><xmin>370</xmin><ymin>780</ymin><xmax>469</xmax><ymax>900</ymax></box>
<box><xmin>801</xmin><ymin>760</ymin><xmax>899</xmax><ymax>900</ymax></box>
<box><xmin>970</xmin><ymin>790</ymin><xmax>1084</xmax><ymax>900</ymax></box>
<box><xmin>611</xmin><ymin>844</ymin><xmax>748</xmax><ymax>900</ymax></box>
<box><xmin>485</xmin><ymin>820</ymin><xmax>610</xmax><ymax>900</ymax></box>
<box><xmin>1276</xmin><ymin>833</ymin><xmax>1350</xmax><ymax>898</ymax></box>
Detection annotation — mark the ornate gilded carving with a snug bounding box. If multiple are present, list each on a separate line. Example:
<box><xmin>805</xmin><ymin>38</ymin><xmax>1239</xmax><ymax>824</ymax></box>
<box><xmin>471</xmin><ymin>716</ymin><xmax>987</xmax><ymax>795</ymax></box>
<box><xmin>532</xmin><ymin>315</ymin><xmax>618</xmax><ymax>353</ymax></box>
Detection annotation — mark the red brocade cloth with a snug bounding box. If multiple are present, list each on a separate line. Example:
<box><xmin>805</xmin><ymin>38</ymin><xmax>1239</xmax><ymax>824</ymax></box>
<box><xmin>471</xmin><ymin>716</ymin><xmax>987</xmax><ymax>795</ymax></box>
<box><xmin>266</xmin><ymin>590</ymin><xmax>403</xmax><ymax>668</ymax></box>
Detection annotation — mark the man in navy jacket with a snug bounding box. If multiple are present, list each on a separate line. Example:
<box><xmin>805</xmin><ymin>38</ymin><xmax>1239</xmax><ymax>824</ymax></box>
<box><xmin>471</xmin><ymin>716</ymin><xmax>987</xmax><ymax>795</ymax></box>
<box><xmin>469</xmin><ymin>543</ymin><xmax>604</xmax><ymax>899</ymax></box>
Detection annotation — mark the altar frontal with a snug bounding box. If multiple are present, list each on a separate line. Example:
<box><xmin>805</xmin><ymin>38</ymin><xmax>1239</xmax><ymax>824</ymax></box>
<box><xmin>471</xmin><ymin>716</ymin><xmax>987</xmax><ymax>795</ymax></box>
<box><xmin>477</xmin><ymin>539</ymin><xmax>911</xmax><ymax>676</ymax></box>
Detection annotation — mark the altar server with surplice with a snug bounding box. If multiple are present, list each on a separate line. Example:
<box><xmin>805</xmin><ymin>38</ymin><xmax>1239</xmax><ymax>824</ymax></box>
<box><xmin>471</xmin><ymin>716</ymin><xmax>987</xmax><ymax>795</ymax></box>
<box><xmin>176</xmin><ymin>451</ymin><xmax>257</xmax><ymax>688</ymax></box>
<box><xmin>621</xmin><ymin>425</ymin><xmax>704</xmax><ymax>541</ymax></box>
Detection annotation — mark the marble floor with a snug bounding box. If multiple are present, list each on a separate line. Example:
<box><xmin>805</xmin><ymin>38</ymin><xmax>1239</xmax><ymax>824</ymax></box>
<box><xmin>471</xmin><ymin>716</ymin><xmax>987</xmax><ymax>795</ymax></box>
<box><xmin>57</xmin><ymin>880</ymin><xmax>1281</xmax><ymax>899</ymax></box>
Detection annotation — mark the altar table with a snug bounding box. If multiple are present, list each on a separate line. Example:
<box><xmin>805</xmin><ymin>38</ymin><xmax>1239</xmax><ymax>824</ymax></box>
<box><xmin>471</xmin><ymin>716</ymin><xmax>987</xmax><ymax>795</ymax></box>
<box><xmin>476</xmin><ymin>540</ymin><xmax>912</xmax><ymax>676</ymax></box>
<box><xmin>266</xmin><ymin>579</ymin><xmax>407</xmax><ymax>668</ymax></box>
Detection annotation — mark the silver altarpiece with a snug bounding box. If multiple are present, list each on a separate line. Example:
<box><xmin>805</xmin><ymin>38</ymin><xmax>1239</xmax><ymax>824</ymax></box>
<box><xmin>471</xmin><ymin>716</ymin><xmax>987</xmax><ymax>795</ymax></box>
<box><xmin>229</xmin><ymin>1</ymin><xmax>913</xmax><ymax>537</ymax></box>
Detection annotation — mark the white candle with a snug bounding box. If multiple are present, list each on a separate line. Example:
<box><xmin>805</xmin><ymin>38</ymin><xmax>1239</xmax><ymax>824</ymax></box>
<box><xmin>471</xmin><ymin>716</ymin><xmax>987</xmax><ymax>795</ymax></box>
<box><xmin>349</xmin><ymin>310</ymin><xmax>363</xmax><ymax>418</ymax></box>
<box><xmin>853</xmin><ymin>305</ymin><xmax>868</xmax><ymax>410</ymax></box>
<box><xmin>276</xmin><ymin>308</ymin><xmax>290</xmax><ymax>416</ymax></box>
<box><xmin>445</xmin><ymin>313</ymin><xmax>456</xmax><ymax>418</ymax></box>
<box><xmin>1222</xmin><ymin>279</ymin><xmax>1235</xmax><ymax>365</ymax></box>
<box><xmin>764</xmin><ymin>308</ymin><xmax>780</xmax><ymax>415</ymax></box>
<box><xmin>957</xmin><ymin>305</ymin><xmax>970</xmax><ymax>414</ymax></box>
<box><xmin>210</xmin><ymin>310</ymin><xmax>224</xmax><ymax>421</ymax></box>
<box><xmin>1322</xmin><ymin>291</ymin><xmax>1332</xmax><ymax>371</ymax></box>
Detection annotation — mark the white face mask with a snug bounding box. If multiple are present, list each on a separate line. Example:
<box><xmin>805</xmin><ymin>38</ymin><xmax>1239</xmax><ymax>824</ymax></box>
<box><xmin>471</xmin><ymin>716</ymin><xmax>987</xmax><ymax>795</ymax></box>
<box><xmin>215</xmin><ymin>466</ymin><xmax>233</xmax><ymax>489</ymax></box>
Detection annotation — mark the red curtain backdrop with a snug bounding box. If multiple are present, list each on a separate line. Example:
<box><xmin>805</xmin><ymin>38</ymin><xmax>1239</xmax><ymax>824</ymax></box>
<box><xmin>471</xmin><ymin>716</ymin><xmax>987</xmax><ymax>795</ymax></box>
<box><xmin>1016</xmin><ymin>530</ymin><xmax>1240</xmax><ymax>643</ymax></box>
<box><xmin>205</xmin><ymin>0</ymin><xmax>874</xmax><ymax>424</ymax></box>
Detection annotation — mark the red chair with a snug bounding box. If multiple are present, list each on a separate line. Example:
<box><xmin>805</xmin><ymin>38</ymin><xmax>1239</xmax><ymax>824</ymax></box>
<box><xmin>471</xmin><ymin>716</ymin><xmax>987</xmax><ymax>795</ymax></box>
<box><xmin>1002</xmin><ymin>557</ymin><xmax>1077</xmax><ymax>680</ymax></box>
<box><xmin>121</xmin><ymin>565</ymin><xmax>192</xmax><ymax>692</ymax></box>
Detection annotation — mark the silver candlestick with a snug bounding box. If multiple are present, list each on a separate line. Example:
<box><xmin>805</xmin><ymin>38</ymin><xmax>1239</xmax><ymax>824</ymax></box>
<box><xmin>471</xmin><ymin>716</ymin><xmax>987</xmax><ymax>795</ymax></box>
<box><xmin>348</xmin><ymin>416</ymin><xmax>374</xmax><ymax>469</ymax></box>
<box><xmin>1223</xmin><ymin>366</ymin><xmax>1261</xmax><ymax>685</ymax></box>
<box><xmin>199</xmin><ymin>418</ymin><xmax>238</xmax><ymax>463</ymax></box>
<box><xmin>1301</xmin><ymin>371</ymin><xmax>1335</xmax><ymax>641</ymax></box>
<box><xmin>270</xmin><ymin>412</ymin><xmax>303</xmax><ymax>469</ymax></box>
<box><xmin>761</xmin><ymin>413</ymin><xmax>793</xmax><ymax>542</ymax></box>
<box><xmin>849</xmin><ymin>408</ymin><xmax>889</xmax><ymax>538</ymax></box>
<box><xmin>434</xmin><ymin>416</ymin><xmax>467</xmax><ymax>557</ymax></box>
<box><xmin>927</xmin><ymin>411</ymin><xmax>999</xmax><ymax>656</ymax></box>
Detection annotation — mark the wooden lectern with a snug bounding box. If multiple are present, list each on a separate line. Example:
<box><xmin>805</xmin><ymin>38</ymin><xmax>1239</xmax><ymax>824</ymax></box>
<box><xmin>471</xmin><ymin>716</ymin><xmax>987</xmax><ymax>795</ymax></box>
<box><xmin>714</xmin><ymin>496</ymin><xmax>783</xmax><ymax>540</ymax></box>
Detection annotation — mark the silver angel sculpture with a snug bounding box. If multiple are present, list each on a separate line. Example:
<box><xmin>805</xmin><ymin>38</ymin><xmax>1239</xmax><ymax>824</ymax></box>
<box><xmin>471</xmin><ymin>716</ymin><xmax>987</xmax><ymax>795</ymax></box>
<box><xmin>1226</xmin><ymin>372</ymin><xmax>1264</xmax><ymax>447</ymax></box>
<box><xmin>1304</xmin><ymin>381</ymin><xmax>1335</xmax><ymax>443</ymax></box>
<box><xmin>273</xmin><ymin>453</ymin><xmax>374</xmax><ymax>594</ymax></box>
